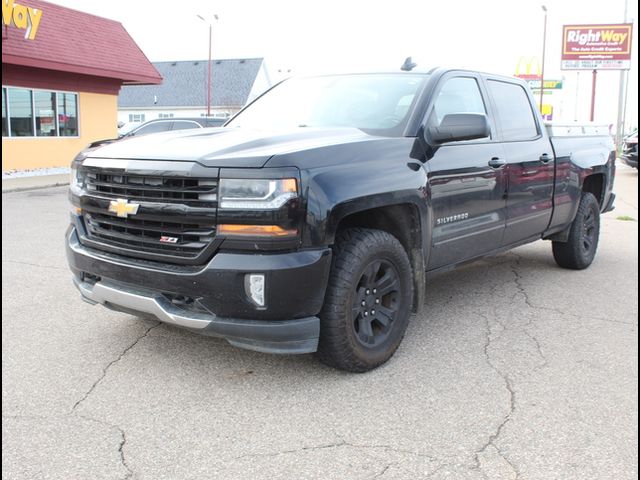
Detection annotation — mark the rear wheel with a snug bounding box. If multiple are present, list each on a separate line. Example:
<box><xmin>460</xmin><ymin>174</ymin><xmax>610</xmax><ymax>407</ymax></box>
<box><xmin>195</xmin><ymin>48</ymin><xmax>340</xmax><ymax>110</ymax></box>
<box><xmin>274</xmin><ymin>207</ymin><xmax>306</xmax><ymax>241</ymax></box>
<box><xmin>316</xmin><ymin>228</ymin><xmax>413</xmax><ymax>372</ymax></box>
<box><xmin>552</xmin><ymin>192</ymin><xmax>600</xmax><ymax>270</ymax></box>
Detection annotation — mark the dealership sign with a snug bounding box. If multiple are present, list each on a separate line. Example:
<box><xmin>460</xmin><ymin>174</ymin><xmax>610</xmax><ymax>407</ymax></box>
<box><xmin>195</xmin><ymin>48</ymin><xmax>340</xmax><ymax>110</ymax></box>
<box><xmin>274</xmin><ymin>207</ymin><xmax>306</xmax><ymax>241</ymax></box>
<box><xmin>2</xmin><ymin>0</ymin><xmax>43</xmax><ymax>40</ymax></box>
<box><xmin>561</xmin><ymin>24</ymin><xmax>633</xmax><ymax>70</ymax></box>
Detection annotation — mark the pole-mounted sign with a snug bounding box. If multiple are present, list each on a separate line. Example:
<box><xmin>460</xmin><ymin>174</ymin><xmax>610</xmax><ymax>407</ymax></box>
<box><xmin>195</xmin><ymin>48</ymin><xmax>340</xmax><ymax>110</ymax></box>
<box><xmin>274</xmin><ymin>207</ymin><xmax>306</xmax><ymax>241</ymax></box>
<box><xmin>561</xmin><ymin>24</ymin><xmax>633</xmax><ymax>70</ymax></box>
<box><xmin>561</xmin><ymin>23</ymin><xmax>633</xmax><ymax>122</ymax></box>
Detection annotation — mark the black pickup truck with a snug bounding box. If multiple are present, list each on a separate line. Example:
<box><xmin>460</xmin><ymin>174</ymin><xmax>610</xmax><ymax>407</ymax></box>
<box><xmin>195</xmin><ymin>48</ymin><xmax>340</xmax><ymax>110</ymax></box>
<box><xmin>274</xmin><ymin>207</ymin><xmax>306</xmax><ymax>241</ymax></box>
<box><xmin>67</xmin><ymin>68</ymin><xmax>616</xmax><ymax>372</ymax></box>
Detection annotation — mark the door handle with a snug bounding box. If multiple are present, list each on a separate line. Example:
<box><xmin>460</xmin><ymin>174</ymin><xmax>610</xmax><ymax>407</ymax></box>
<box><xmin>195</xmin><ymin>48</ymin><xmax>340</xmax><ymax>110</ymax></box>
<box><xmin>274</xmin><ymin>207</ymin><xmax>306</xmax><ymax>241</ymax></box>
<box><xmin>539</xmin><ymin>153</ymin><xmax>552</xmax><ymax>163</ymax></box>
<box><xmin>488</xmin><ymin>157</ymin><xmax>506</xmax><ymax>168</ymax></box>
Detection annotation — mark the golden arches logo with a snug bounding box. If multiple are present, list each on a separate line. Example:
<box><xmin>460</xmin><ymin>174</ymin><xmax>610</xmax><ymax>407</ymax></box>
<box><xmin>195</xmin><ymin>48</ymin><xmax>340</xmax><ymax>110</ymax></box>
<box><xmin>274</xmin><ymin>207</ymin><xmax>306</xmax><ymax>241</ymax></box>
<box><xmin>515</xmin><ymin>57</ymin><xmax>542</xmax><ymax>79</ymax></box>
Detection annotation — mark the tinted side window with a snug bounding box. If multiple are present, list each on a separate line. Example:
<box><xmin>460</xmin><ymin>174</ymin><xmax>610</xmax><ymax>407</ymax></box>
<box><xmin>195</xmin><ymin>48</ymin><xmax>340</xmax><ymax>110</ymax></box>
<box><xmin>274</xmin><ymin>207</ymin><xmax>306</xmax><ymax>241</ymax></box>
<box><xmin>487</xmin><ymin>80</ymin><xmax>539</xmax><ymax>141</ymax></box>
<box><xmin>133</xmin><ymin>121</ymin><xmax>172</xmax><ymax>135</ymax></box>
<box><xmin>430</xmin><ymin>77</ymin><xmax>486</xmax><ymax>125</ymax></box>
<box><xmin>203</xmin><ymin>119</ymin><xmax>225</xmax><ymax>127</ymax></box>
<box><xmin>171</xmin><ymin>121</ymin><xmax>201</xmax><ymax>130</ymax></box>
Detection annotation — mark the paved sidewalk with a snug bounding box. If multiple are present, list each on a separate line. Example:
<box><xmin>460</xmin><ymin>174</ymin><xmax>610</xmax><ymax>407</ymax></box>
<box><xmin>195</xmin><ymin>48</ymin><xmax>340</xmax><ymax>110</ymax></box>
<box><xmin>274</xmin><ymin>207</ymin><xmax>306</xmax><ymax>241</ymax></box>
<box><xmin>2</xmin><ymin>173</ymin><xmax>70</xmax><ymax>193</ymax></box>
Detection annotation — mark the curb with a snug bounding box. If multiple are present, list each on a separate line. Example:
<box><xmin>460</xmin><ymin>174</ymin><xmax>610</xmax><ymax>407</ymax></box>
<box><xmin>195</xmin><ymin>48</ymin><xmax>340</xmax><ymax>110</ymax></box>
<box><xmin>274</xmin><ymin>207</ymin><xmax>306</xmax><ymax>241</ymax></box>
<box><xmin>2</xmin><ymin>181</ymin><xmax>70</xmax><ymax>193</ymax></box>
<box><xmin>2</xmin><ymin>173</ymin><xmax>70</xmax><ymax>193</ymax></box>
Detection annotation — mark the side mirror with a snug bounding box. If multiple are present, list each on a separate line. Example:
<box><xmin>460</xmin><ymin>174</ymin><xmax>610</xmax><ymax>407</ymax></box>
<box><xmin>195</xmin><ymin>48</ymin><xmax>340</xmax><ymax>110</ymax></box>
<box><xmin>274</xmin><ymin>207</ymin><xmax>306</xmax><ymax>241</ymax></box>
<box><xmin>427</xmin><ymin>113</ymin><xmax>491</xmax><ymax>144</ymax></box>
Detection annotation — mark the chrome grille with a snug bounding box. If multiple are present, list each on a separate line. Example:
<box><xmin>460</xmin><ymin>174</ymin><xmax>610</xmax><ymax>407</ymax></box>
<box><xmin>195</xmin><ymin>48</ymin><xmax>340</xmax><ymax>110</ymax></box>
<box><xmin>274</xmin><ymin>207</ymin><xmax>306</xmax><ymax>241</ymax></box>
<box><xmin>85</xmin><ymin>171</ymin><xmax>217</xmax><ymax>207</ymax></box>
<box><xmin>79</xmin><ymin>169</ymin><xmax>218</xmax><ymax>263</ymax></box>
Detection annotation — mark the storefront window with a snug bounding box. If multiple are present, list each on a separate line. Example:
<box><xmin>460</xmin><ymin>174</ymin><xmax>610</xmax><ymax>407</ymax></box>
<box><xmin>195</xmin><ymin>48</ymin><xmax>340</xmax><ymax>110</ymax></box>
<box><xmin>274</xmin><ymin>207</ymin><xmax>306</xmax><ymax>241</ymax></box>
<box><xmin>129</xmin><ymin>113</ymin><xmax>145</xmax><ymax>123</ymax></box>
<box><xmin>8</xmin><ymin>88</ymin><xmax>34</xmax><ymax>137</ymax></box>
<box><xmin>57</xmin><ymin>93</ymin><xmax>78</xmax><ymax>136</ymax></box>
<box><xmin>2</xmin><ymin>88</ymin><xmax>7</xmax><ymax>137</ymax></box>
<box><xmin>2</xmin><ymin>88</ymin><xmax>79</xmax><ymax>138</ymax></box>
<box><xmin>35</xmin><ymin>91</ymin><xmax>57</xmax><ymax>137</ymax></box>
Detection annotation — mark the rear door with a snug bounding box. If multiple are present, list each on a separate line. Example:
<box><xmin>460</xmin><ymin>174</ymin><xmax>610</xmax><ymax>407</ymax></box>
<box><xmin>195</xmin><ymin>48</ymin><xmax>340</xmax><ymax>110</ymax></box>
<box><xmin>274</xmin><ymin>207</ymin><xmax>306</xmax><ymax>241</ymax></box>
<box><xmin>425</xmin><ymin>74</ymin><xmax>508</xmax><ymax>270</ymax></box>
<box><xmin>485</xmin><ymin>79</ymin><xmax>554</xmax><ymax>246</ymax></box>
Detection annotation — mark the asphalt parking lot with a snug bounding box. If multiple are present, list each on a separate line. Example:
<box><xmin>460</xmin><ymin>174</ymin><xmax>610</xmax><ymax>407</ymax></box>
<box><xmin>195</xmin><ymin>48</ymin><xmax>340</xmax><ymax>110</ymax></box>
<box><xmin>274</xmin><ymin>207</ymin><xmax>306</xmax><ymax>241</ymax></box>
<box><xmin>2</xmin><ymin>163</ymin><xmax>638</xmax><ymax>480</ymax></box>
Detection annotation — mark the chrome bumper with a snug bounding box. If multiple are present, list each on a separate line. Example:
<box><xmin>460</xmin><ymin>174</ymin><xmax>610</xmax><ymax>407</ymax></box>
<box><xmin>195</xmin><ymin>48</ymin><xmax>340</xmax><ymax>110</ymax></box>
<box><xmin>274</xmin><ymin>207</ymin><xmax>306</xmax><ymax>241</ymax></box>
<box><xmin>74</xmin><ymin>278</ymin><xmax>212</xmax><ymax>329</ymax></box>
<box><xmin>72</xmin><ymin>277</ymin><xmax>320</xmax><ymax>354</ymax></box>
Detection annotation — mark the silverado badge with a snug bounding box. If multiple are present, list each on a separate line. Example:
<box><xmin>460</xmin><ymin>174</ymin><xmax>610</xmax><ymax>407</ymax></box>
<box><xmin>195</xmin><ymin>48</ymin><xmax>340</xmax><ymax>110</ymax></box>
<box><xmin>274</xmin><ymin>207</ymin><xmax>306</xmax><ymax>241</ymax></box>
<box><xmin>108</xmin><ymin>199</ymin><xmax>140</xmax><ymax>218</ymax></box>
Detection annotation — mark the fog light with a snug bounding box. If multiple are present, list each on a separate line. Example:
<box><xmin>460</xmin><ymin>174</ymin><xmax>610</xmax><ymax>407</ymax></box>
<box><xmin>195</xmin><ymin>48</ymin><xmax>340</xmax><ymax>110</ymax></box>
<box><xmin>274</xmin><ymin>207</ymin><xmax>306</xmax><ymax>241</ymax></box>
<box><xmin>245</xmin><ymin>274</ymin><xmax>265</xmax><ymax>307</ymax></box>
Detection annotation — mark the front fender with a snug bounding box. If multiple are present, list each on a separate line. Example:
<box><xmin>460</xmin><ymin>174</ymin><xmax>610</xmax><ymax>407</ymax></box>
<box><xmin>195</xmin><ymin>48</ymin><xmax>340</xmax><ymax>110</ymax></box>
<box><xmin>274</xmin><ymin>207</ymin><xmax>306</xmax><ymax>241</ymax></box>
<box><xmin>302</xmin><ymin>156</ymin><xmax>430</xmax><ymax>249</ymax></box>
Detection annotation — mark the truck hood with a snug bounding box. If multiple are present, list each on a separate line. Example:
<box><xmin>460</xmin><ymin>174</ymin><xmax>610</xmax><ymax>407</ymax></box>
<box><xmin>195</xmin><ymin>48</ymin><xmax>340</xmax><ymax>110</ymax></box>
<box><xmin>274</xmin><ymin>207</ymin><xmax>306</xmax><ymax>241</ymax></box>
<box><xmin>87</xmin><ymin>127</ymin><xmax>375</xmax><ymax>168</ymax></box>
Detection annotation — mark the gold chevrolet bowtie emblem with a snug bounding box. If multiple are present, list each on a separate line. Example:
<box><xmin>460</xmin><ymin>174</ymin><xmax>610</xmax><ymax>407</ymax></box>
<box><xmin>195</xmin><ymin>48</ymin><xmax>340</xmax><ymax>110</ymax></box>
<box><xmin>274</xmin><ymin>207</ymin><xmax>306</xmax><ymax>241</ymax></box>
<box><xmin>108</xmin><ymin>198</ymin><xmax>140</xmax><ymax>218</ymax></box>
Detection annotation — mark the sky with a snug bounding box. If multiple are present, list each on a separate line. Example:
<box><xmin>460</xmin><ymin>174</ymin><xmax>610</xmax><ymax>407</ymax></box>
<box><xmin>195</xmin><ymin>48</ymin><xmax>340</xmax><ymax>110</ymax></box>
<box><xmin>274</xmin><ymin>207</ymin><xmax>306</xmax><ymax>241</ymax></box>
<box><xmin>51</xmin><ymin>0</ymin><xmax>638</xmax><ymax>131</ymax></box>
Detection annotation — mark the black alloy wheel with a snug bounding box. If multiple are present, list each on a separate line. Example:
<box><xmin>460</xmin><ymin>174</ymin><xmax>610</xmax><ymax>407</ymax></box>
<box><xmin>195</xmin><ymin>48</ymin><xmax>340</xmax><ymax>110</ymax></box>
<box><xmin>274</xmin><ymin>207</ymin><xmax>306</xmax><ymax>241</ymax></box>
<box><xmin>581</xmin><ymin>206</ymin><xmax>597</xmax><ymax>255</ymax></box>
<box><xmin>351</xmin><ymin>260</ymin><xmax>400</xmax><ymax>348</ymax></box>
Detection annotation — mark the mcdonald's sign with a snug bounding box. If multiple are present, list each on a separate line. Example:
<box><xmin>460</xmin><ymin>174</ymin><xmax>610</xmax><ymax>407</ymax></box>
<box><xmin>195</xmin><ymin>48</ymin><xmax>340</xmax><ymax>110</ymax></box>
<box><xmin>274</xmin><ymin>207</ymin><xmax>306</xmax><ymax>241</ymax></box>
<box><xmin>514</xmin><ymin>57</ymin><xmax>542</xmax><ymax>80</ymax></box>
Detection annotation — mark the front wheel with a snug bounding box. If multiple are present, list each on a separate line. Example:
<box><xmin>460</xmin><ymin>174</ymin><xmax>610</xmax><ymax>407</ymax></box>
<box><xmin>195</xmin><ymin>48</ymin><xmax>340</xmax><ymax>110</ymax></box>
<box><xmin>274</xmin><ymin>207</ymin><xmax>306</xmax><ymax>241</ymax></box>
<box><xmin>552</xmin><ymin>192</ymin><xmax>601</xmax><ymax>270</ymax></box>
<box><xmin>316</xmin><ymin>228</ymin><xmax>414</xmax><ymax>372</ymax></box>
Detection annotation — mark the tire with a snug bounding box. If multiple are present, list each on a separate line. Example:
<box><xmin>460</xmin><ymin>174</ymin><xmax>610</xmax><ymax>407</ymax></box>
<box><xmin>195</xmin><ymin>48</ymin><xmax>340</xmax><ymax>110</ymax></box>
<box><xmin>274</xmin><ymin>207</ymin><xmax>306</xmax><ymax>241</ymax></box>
<box><xmin>316</xmin><ymin>228</ymin><xmax>414</xmax><ymax>372</ymax></box>
<box><xmin>552</xmin><ymin>192</ymin><xmax>601</xmax><ymax>270</ymax></box>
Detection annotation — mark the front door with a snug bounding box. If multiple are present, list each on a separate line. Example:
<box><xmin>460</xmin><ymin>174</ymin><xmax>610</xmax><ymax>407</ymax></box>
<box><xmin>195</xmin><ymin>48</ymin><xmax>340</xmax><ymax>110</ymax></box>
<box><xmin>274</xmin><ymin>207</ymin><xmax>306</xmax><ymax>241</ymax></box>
<box><xmin>425</xmin><ymin>75</ymin><xmax>507</xmax><ymax>270</ymax></box>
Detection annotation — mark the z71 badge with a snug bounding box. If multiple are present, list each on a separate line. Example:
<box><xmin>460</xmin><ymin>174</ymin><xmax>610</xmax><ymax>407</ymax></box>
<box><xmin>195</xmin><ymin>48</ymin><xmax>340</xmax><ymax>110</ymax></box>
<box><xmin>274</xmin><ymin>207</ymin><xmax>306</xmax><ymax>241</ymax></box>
<box><xmin>159</xmin><ymin>236</ymin><xmax>179</xmax><ymax>244</ymax></box>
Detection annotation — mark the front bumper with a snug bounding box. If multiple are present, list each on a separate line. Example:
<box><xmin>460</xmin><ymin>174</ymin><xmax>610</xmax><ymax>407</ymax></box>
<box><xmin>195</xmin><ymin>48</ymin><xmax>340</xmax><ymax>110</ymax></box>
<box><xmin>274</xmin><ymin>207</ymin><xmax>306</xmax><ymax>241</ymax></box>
<box><xmin>621</xmin><ymin>154</ymin><xmax>638</xmax><ymax>168</ymax></box>
<box><xmin>66</xmin><ymin>225</ymin><xmax>332</xmax><ymax>354</ymax></box>
<box><xmin>602</xmin><ymin>192</ymin><xmax>616</xmax><ymax>214</ymax></box>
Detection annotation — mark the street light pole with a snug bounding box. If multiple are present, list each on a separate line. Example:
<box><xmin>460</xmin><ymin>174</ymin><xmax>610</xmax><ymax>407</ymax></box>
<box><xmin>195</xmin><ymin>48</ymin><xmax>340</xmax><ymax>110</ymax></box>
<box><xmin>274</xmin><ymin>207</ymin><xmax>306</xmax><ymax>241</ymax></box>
<box><xmin>197</xmin><ymin>14</ymin><xmax>218</xmax><ymax>117</ymax></box>
<box><xmin>207</xmin><ymin>22</ymin><xmax>212</xmax><ymax>117</ymax></box>
<box><xmin>539</xmin><ymin>5</ymin><xmax>548</xmax><ymax>116</ymax></box>
<box><xmin>615</xmin><ymin>0</ymin><xmax>629</xmax><ymax>147</ymax></box>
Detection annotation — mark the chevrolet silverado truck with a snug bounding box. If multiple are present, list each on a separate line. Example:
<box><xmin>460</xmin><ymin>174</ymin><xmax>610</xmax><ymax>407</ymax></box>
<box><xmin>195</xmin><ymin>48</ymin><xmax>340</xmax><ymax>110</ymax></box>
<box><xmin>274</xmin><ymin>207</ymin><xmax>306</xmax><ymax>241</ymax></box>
<box><xmin>67</xmin><ymin>69</ymin><xmax>616</xmax><ymax>372</ymax></box>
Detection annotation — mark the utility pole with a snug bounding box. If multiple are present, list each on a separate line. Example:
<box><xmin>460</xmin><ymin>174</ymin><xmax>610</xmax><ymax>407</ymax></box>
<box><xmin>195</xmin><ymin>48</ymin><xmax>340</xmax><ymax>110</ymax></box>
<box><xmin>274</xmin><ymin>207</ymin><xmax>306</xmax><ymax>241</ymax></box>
<box><xmin>615</xmin><ymin>0</ymin><xmax>629</xmax><ymax>147</ymax></box>
<box><xmin>539</xmin><ymin>5</ymin><xmax>548</xmax><ymax>116</ymax></box>
<box><xmin>207</xmin><ymin>22</ymin><xmax>212</xmax><ymax>117</ymax></box>
<box><xmin>197</xmin><ymin>14</ymin><xmax>219</xmax><ymax>117</ymax></box>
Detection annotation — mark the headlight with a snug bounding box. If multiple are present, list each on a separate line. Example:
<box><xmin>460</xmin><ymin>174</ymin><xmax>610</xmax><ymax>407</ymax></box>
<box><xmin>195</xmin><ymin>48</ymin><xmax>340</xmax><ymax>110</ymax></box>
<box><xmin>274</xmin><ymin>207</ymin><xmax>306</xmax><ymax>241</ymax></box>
<box><xmin>219</xmin><ymin>178</ymin><xmax>297</xmax><ymax>210</ymax></box>
<box><xmin>217</xmin><ymin>176</ymin><xmax>301</xmax><ymax>243</ymax></box>
<box><xmin>70</xmin><ymin>166</ymin><xmax>79</xmax><ymax>188</ymax></box>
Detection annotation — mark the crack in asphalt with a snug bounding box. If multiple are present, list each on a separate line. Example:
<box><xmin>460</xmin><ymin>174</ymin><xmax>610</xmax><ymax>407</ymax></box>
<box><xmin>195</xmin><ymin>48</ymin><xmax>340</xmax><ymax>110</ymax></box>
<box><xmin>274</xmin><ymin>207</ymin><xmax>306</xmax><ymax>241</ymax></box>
<box><xmin>77</xmin><ymin>415</ymin><xmax>133</xmax><ymax>480</ymax></box>
<box><xmin>474</xmin><ymin>313</ymin><xmax>521</xmax><ymax>480</ymax></box>
<box><xmin>510</xmin><ymin>255</ymin><xmax>549</xmax><ymax>369</ymax></box>
<box><xmin>2</xmin><ymin>259</ymin><xmax>66</xmax><ymax>271</ymax></box>
<box><xmin>71</xmin><ymin>321</ymin><xmax>160</xmax><ymax>413</ymax></box>
<box><xmin>3</xmin><ymin>413</ymin><xmax>133</xmax><ymax>480</ymax></box>
<box><xmin>371</xmin><ymin>463</ymin><xmax>394</xmax><ymax>479</ymax></box>
<box><xmin>69</xmin><ymin>321</ymin><xmax>159</xmax><ymax>480</ymax></box>
<box><xmin>118</xmin><ymin>428</ymin><xmax>133</xmax><ymax>480</ymax></box>
<box><xmin>470</xmin><ymin>250</ymin><xmax>634</xmax><ymax>478</ymax></box>
<box><xmin>233</xmin><ymin>439</ymin><xmax>440</xmax><ymax>463</ymax></box>
<box><xmin>529</xmin><ymin>305</ymin><xmax>635</xmax><ymax>327</ymax></box>
<box><xmin>508</xmin><ymin>253</ymin><xmax>635</xmax><ymax>328</ymax></box>
<box><xmin>234</xmin><ymin>440</ymin><xmax>348</xmax><ymax>459</ymax></box>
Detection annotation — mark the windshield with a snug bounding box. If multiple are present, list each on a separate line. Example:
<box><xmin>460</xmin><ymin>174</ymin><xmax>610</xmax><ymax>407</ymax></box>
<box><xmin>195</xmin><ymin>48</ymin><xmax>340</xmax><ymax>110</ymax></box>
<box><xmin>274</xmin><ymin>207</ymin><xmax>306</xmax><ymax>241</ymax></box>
<box><xmin>227</xmin><ymin>74</ymin><xmax>427</xmax><ymax>136</ymax></box>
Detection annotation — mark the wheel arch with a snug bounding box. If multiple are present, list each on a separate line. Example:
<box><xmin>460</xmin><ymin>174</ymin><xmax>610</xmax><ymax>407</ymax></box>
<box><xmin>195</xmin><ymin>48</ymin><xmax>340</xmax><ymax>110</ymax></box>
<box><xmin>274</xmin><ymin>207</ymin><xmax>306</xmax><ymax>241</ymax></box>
<box><xmin>328</xmin><ymin>200</ymin><xmax>429</xmax><ymax>313</ymax></box>
<box><xmin>582</xmin><ymin>173</ymin><xmax>605</xmax><ymax>207</ymax></box>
